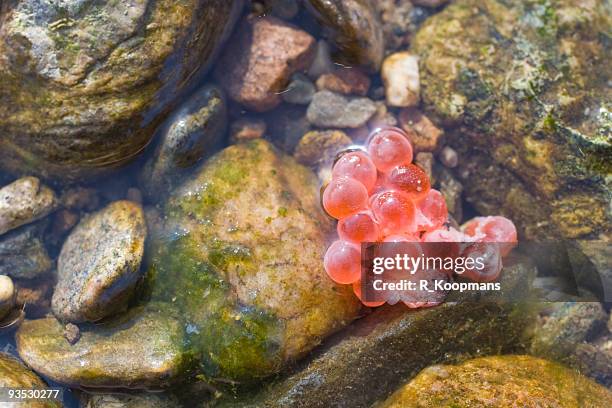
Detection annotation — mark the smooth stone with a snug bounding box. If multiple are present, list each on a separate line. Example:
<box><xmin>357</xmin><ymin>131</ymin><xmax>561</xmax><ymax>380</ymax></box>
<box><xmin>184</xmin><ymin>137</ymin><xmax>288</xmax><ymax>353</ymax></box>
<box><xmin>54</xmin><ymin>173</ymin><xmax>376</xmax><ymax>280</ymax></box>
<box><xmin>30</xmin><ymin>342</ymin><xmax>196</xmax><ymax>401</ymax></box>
<box><xmin>230</xmin><ymin>118</ymin><xmax>267</xmax><ymax>144</ymax></box>
<box><xmin>16</xmin><ymin>304</ymin><xmax>188</xmax><ymax>389</ymax></box>
<box><xmin>307</xmin><ymin>90</ymin><xmax>377</xmax><ymax>128</ymax></box>
<box><xmin>0</xmin><ymin>275</ymin><xmax>15</xmax><ymax>321</ymax></box>
<box><xmin>307</xmin><ymin>40</ymin><xmax>335</xmax><ymax>79</ymax></box>
<box><xmin>305</xmin><ymin>0</ymin><xmax>384</xmax><ymax>72</ymax></box>
<box><xmin>146</xmin><ymin>140</ymin><xmax>360</xmax><ymax>383</ymax></box>
<box><xmin>140</xmin><ymin>85</ymin><xmax>228</xmax><ymax>199</ymax></box>
<box><xmin>434</xmin><ymin>165</ymin><xmax>463</xmax><ymax>222</ymax></box>
<box><xmin>0</xmin><ymin>177</ymin><xmax>57</xmax><ymax>236</ymax></box>
<box><xmin>379</xmin><ymin>355</ymin><xmax>612</xmax><ymax>407</ymax></box>
<box><xmin>221</xmin><ymin>260</ymin><xmax>538</xmax><ymax>407</ymax></box>
<box><xmin>398</xmin><ymin>109</ymin><xmax>444</xmax><ymax>153</ymax></box>
<box><xmin>381</xmin><ymin>51</ymin><xmax>420</xmax><ymax>107</ymax></box>
<box><xmin>216</xmin><ymin>15</ymin><xmax>316</xmax><ymax>112</ymax></box>
<box><xmin>52</xmin><ymin>201</ymin><xmax>146</xmax><ymax>323</ymax></box>
<box><xmin>282</xmin><ymin>74</ymin><xmax>317</xmax><ymax>105</ymax></box>
<box><xmin>315</xmin><ymin>68</ymin><xmax>371</xmax><ymax>96</ymax></box>
<box><xmin>0</xmin><ymin>352</ymin><xmax>62</xmax><ymax>408</ymax></box>
<box><xmin>266</xmin><ymin>106</ymin><xmax>312</xmax><ymax>153</ymax></box>
<box><xmin>413</xmin><ymin>0</ymin><xmax>611</xmax><ymax>241</ymax></box>
<box><xmin>294</xmin><ymin>130</ymin><xmax>353</xmax><ymax>182</ymax></box>
<box><xmin>0</xmin><ymin>0</ymin><xmax>243</xmax><ymax>181</ymax></box>
<box><xmin>0</xmin><ymin>221</ymin><xmax>53</xmax><ymax>280</ymax></box>
<box><xmin>83</xmin><ymin>393</ymin><xmax>181</xmax><ymax>408</ymax></box>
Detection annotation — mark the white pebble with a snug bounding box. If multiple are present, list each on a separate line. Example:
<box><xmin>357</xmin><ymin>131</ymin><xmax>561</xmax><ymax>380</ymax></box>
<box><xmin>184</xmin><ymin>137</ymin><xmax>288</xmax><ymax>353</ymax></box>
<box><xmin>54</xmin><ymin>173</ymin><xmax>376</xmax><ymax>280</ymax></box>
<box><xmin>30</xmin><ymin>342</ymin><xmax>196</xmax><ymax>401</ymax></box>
<box><xmin>382</xmin><ymin>52</ymin><xmax>420</xmax><ymax>108</ymax></box>
<box><xmin>0</xmin><ymin>275</ymin><xmax>15</xmax><ymax>320</ymax></box>
<box><xmin>439</xmin><ymin>146</ymin><xmax>459</xmax><ymax>168</ymax></box>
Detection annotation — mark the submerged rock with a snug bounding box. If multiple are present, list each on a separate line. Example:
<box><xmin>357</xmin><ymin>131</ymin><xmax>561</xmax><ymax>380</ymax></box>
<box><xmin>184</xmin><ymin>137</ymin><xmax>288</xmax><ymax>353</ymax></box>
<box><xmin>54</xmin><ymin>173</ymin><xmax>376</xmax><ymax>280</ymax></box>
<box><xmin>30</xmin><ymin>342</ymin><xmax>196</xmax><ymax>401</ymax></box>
<box><xmin>307</xmin><ymin>90</ymin><xmax>378</xmax><ymax>128</ymax></box>
<box><xmin>0</xmin><ymin>275</ymin><xmax>15</xmax><ymax>321</ymax></box>
<box><xmin>305</xmin><ymin>0</ymin><xmax>384</xmax><ymax>72</ymax></box>
<box><xmin>379</xmin><ymin>355</ymin><xmax>612</xmax><ymax>407</ymax></box>
<box><xmin>413</xmin><ymin>0</ymin><xmax>611</xmax><ymax>241</ymax></box>
<box><xmin>0</xmin><ymin>352</ymin><xmax>62</xmax><ymax>408</ymax></box>
<box><xmin>216</xmin><ymin>15</ymin><xmax>316</xmax><ymax>112</ymax></box>
<box><xmin>16</xmin><ymin>304</ymin><xmax>188</xmax><ymax>389</ymax></box>
<box><xmin>0</xmin><ymin>177</ymin><xmax>57</xmax><ymax>236</ymax></box>
<box><xmin>140</xmin><ymin>85</ymin><xmax>228</xmax><ymax>199</ymax></box>
<box><xmin>0</xmin><ymin>222</ymin><xmax>53</xmax><ymax>280</ymax></box>
<box><xmin>52</xmin><ymin>201</ymin><xmax>147</xmax><ymax>323</ymax></box>
<box><xmin>146</xmin><ymin>140</ymin><xmax>360</xmax><ymax>383</ymax></box>
<box><xmin>84</xmin><ymin>393</ymin><xmax>181</xmax><ymax>408</ymax></box>
<box><xmin>0</xmin><ymin>0</ymin><xmax>242</xmax><ymax>181</ymax></box>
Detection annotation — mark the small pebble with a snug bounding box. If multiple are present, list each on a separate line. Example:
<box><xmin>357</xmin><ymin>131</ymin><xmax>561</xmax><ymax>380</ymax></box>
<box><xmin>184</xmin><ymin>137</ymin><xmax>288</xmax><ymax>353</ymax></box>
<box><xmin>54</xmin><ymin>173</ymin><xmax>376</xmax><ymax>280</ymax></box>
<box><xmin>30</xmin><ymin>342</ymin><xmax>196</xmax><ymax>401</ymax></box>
<box><xmin>283</xmin><ymin>73</ymin><xmax>316</xmax><ymax>105</ymax></box>
<box><xmin>126</xmin><ymin>188</ymin><xmax>143</xmax><ymax>204</ymax></box>
<box><xmin>63</xmin><ymin>323</ymin><xmax>81</xmax><ymax>345</ymax></box>
<box><xmin>439</xmin><ymin>146</ymin><xmax>459</xmax><ymax>168</ymax></box>
<box><xmin>0</xmin><ymin>275</ymin><xmax>15</xmax><ymax>320</ymax></box>
<box><xmin>308</xmin><ymin>40</ymin><xmax>335</xmax><ymax>79</ymax></box>
<box><xmin>415</xmin><ymin>152</ymin><xmax>434</xmax><ymax>182</ymax></box>
<box><xmin>399</xmin><ymin>107</ymin><xmax>443</xmax><ymax>152</ymax></box>
<box><xmin>307</xmin><ymin>90</ymin><xmax>378</xmax><ymax>128</ymax></box>
<box><xmin>294</xmin><ymin>130</ymin><xmax>353</xmax><ymax>168</ymax></box>
<box><xmin>381</xmin><ymin>52</ymin><xmax>420</xmax><ymax>107</ymax></box>
<box><xmin>0</xmin><ymin>177</ymin><xmax>57</xmax><ymax>236</ymax></box>
<box><xmin>230</xmin><ymin>118</ymin><xmax>267</xmax><ymax>143</ymax></box>
<box><xmin>316</xmin><ymin>68</ymin><xmax>371</xmax><ymax>96</ymax></box>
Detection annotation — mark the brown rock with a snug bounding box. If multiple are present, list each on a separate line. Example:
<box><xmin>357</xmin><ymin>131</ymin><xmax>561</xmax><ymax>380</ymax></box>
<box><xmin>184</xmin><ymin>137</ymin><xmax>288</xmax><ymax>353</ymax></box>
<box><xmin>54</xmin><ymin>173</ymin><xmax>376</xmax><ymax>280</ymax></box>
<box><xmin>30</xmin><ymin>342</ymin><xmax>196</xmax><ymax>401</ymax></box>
<box><xmin>399</xmin><ymin>108</ymin><xmax>443</xmax><ymax>152</ymax></box>
<box><xmin>15</xmin><ymin>277</ymin><xmax>54</xmax><ymax>318</ymax></box>
<box><xmin>63</xmin><ymin>323</ymin><xmax>81</xmax><ymax>345</ymax></box>
<box><xmin>230</xmin><ymin>118</ymin><xmax>267</xmax><ymax>143</ymax></box>
<box><xmin>216</xmin><ymin>15</ymin><xmax>316</xmax><ymax>112</ymax></box>
<box><xmin>316</xmin><ymin>68</ymin><xmax>371</xmax><ymax>96</ymax></box>
<box><xmin>294</xmin><ymin>130</ymin><xmax>353</xmax><ymax>168</ymax></box>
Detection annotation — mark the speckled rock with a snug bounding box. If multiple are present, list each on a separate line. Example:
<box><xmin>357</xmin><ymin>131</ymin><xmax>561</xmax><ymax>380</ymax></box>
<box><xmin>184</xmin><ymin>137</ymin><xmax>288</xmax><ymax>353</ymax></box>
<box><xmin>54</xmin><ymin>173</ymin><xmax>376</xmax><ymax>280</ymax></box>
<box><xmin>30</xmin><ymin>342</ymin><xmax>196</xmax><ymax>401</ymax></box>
<box><xmin>399</xmin><ymin>108</ymin><xmax>444</xmax><ymax>152</ymax></box>
<box><xmin>305</xmin><ymin>0</ymin><xmax>384</xmax><ymax>72</ymax></box>
<box><xmin>316</xmin><ymin>68</ymin><xmax>371</xmax><ymax>96</ymax></box>
<box><xmin>282</xmin><ymin>74</ymin><xmax>317</xmax><ymax>105</ymax></box>
<box><xmin>0</xmin><ymin>222</ymin><xmax>52</xmax><ymax>280</ymax></box>
<box><xmin>146</xmin><ymin>140</ymin><xmax>360</xmax><ymax>383</ymax></box>
<box><xmin>413</xmin><ymin>0</ymin><xmax>611</xmax><ymax>241</ymax></box>
<box><xmin>0</xmin><ymin>0</ymin><xmax>242</xmax><ymax>181</ymax></box>
<box><xmin>0</xmin><ymin>177</ymin><xmax>57</xmax><ymax>236</ymax></box>
<box><xmin>294</xmin><ymin>130</ymin><xmax>353</xmax><ymax>182</ymax></box>
<box><xmin>379</xmin><ymin>355</ymin><xmax>612</xmax><ymax>407</ymax></box>
<box><xmin>0</xmin><ymin>352</ymin><xmax>62</xmax><ymax>408</ymax></box>
<box><xmin>307</xmin><ymin>90</ymin><xmax>377</xmax><ymax>128</ymax></box>
<box><xmin>531</xmin><ymin>301</ymin><xmax>611</xmax><ymax>386</ymax></box>
<box><xmin>16</xmin><ymin>304</ymin><xmax>188</xmax><ymax>389</ymax></box>
<box><xmin>216</xmin><ymin>16</ymin><xmax>316</xmax><ymax>112</ymax></box>
<box><xmin>52</xmin><ymin>201</ymin><xmax>147</xmax><ymax>323</ymax></box>
<box><xmin>140</xmin><ymin>85</ymin><xmax>228</xmax><ymax>199</ymax></box>
<box><xmin>84</xmin><ymin>393</ymin><xmax>181</xmax><ymax>408</ymax></box>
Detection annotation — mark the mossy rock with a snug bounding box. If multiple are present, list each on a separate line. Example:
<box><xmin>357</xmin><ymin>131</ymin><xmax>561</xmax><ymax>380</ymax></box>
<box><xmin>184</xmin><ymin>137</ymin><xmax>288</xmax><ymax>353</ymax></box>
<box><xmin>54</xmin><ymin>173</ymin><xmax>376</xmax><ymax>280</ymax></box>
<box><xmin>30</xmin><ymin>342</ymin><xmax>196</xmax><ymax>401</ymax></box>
<box><xmin>412</xmin><ymin>0</ymin><xmax>611</xmax><ymax>240</ymax></box>
<box><xmin>216</xmin><ymin>260</ymin><xmax>539</xmax><ymax>407</ymax></box>
<box><xmin>379</xmin><ymin>355</ymin><xmax>612</xmax><ymax>407</ymax></box>
<box><xmin>16</xmin><ymin>304</ymin><xmax>189</xmax><ymax>389</ymax></box>
<box><xmin>0</xmin><ymin>0</ymin><xmax>242</xmax><ymax>181</ymax></box>
<box><xmin>145</xmin><ymin>139</ymin><xmax>360</xmax><ymax>384</ymax></box>
<box><xmin>0</xmin><ymin>352</ymin><xmax>62</xmax><ymax>407</ymax></box>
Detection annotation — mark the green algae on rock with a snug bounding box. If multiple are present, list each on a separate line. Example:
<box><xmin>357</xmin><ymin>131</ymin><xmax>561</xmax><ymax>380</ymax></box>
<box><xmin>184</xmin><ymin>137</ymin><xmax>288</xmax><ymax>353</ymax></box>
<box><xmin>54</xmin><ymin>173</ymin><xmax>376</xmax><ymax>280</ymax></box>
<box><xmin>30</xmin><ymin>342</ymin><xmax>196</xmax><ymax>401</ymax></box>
<box><xmin>305</xmin><ymin>0</ymin><xmax>384</xmax><ymax>72</ymax></box>
<box><xmin>412</xmin><ymin>0</ymin><xmax>611</xmax><ymax>240</ymax></box>
<box><xmin>0</xmin><ymin>352</ymin><xmax>62</xmax><ymax>408</ymax></box>
<box><xmin>16</xmin><ymin>304</ymin><xmax>189</xmax><ymax>389</ymax></box>
<box><xmin>216</xmin><ymin>260</ymin><xmax>537</xmax><ymax>407</ymax></box>
<box><xmin>378</xmin><ymin>355</ymin><xmax>612</xmax><ymax>407</ymax></box>
<box><xmin>145</xmin><ymin>139</ymin><xmax>360</xmax><ymax>383</ymax></box>
<box><xmin>0</xmin><ymin>0</ymin><xmax>242</xmax><ymax>181</ymax></box>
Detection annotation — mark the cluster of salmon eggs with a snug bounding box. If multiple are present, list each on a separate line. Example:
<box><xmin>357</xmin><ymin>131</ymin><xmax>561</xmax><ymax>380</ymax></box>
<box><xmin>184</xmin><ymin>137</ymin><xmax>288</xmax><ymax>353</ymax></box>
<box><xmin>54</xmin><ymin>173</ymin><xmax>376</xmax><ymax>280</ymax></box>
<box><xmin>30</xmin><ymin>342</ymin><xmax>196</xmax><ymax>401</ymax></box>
<box><xmin>322</xmin><ymin>127</ymin><xmax>517</xmax><ymax>308</ymax></box>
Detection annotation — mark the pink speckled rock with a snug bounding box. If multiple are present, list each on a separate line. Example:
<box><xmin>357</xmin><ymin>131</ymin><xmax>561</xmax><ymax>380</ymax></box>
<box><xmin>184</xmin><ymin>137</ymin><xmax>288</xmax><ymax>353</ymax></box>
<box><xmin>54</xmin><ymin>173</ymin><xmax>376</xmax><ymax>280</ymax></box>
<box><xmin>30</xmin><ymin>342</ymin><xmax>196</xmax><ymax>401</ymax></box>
<box><xmin>216</xmin><ymin>15</ymin><xmax>316</xmax><ymax>112</ymax></box>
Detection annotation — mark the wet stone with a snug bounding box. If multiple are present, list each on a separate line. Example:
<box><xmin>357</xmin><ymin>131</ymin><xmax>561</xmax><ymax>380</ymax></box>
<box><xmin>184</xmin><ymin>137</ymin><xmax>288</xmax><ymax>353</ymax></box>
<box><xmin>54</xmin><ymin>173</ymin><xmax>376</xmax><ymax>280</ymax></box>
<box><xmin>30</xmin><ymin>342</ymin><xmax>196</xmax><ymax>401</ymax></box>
<box><xmin>305</xmin><ymin>0</ymin><xmax>384</xmax><ymax>72</ymax></box>
<box><xmin>307</xmin><ymin>90</ymin><xmax>378</xmax><ymax>128</ymax></box>
<box><xmin>230</xmin><ymin>118</ymin><xmax>267</xmax><ymax>144</ymax></box>
<box><xmin>0</xmin><ymin>177</ymin><xmax>57</xmax><ymax>236</ymax></box>
<box><xmin>267</xmin><ymin>105</ymin><xmax>312</xmax><ymax>153</ymax></box>
<box><xmin>83</xmin><ymin>393</ymin><xmax>181</xmax><ymax>408</ymax></box>
<box><xmin>379</xmin><ymin>355</ymin><xmax>612</xmax><ymax>407</ymax></box>
<box><xmin>282</xmin><ymin>73</ymin><xmax>317</xmax><ymax>105</ymax></box>
<box><xmin>0</xmin><ymin>0</ymin><xmax>242</xmax><ymax>181</ymax></box>
<box><xmin>316</xmin><ymin>68</ymin><xmax>371</xmax><ymax>96</ymax></box>
<box><xmin>381</xmin><ymin>51</ymin><xmax>420</xmax><ymax>107</ymax></box>
<box><xmin>15</xmin><ymin>277</ymin><xmax>54</xmax><ymax>318</ymax></box>
<box><xmin>398</xmin><ymin>108</ymin><xmax>443</xmax><ymax>152</ymax></box>
<box><xmin>0</xmin><ymin>275</ymin><xmax>15</xmax><ymax>321</ymax></box>
<box><xmin>16</xmin><ymin>304</ymin><xmax>189</xmax><ymax>389</ymax></box>
<box><xmin>140</xmin><ymin>85</ymin><xmax>228</xmax><ymax>199</ymax></box>
<box><xmin>224</xmin><ymin>261</ymin><xmax>538</xmax><ymax>407</ymax></box>
<box><xmin>146</xmin><ymin>140</ymin><xmax>360</xmax><ymax>383</ymax></box>
<box><xmin>0</xmin><ymin>221</ymin><xmax>53</xmax><ymax>280</ymax></box>
<box><xmin>216</xmin><ymin>16</ymin><xmax>316</xmax><ymax>112</ymax></box>
<box><xmin>0</xmin><ymin>352</ymin><xmax>61</xmax><ymax>408</ymax></box>
<box><xmin>52</xmin><ymin>201</ymin><xmax>147</xmax><ymax>323</ymax></box>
